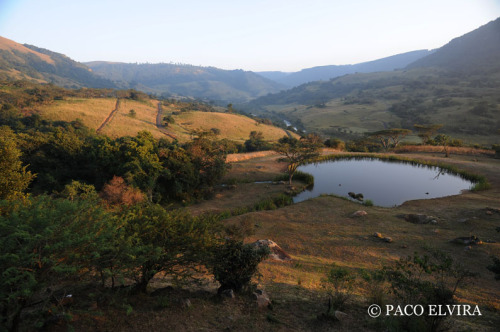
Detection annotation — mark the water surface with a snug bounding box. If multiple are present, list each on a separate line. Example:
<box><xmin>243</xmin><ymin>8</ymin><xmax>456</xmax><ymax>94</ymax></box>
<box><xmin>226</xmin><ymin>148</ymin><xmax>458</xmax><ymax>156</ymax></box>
<box><xmin>293</xmin><ymin>159</ymin><xmax>474</xmax><ymax>207</ymax></box>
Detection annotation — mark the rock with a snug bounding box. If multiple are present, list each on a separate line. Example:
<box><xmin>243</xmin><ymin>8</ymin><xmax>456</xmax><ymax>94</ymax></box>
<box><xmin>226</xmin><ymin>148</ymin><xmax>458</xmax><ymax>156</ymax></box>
<box><xmin>355</xmin><ymin>193</ymin><xmax>364</xmax><ymax>201</ymax></box>
<box><xmin>351</xmin><ymin>210</ymin><xmax>367</xmax><ymax>217</ymax></box>
<box><xmin>383</xmin><ymin>237</ymin><xmax>393</xmax><ymax>243</ymax></box>
<box><xmin>334</xmin><ymin>310</ymin><xmax>348</xmax><ymax>321</ymax></box>
<box><xmin>486</xmin><ymin>210</ymin><xmax>493</xmax><ymax>215</ymax></box>
<box><xmin>220</xmin><ymin>289</ymin><xmax>235</xmax><ymax>299</ymax></box>
<box><xmin>180</xmin><ymin>298</ymin><xmax>192</xmax><ymax>308</ymax></box>
<box><xmin>451</xmin><ymin>236</ymin><xmax>482</xmax><ymax>246</ymax></box>
<box><xmin>401</xmin><ymin>245</ymin><xmax>408</xmax><ymax>249</ymax></box>
<box><xmin>251</xmin><ymin>239</ymin><xmax>292</xmax><ymax>261</ymax></box>
<box><xmin>348</xmin><ymin>192</ymin><xmax>356</xmax><ymax>198</ymax></box>
<box><xmin>457</xmin><ymin>218</ymin><xmax>469</xmax><ymax>223</ymax></box>
<box><xmin>373</xmin><ymin>232</ymin><xmax>383</xmax><ymax>238</ymax></box>
<box><xmin>253</xmin><ymin>289</ymin><xmax>271</xmax><ymax>308</ymax></box>
<box><xmin>404</xmin><ymin>214</ymin><xmax>438</xmax><ymax>224</ymax></box>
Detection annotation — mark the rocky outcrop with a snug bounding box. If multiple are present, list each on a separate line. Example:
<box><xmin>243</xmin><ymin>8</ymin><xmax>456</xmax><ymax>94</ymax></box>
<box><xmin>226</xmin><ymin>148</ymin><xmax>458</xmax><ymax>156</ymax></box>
<box><xmin>351</xmin><ymin>210</ymin><xmax>367</xmax><ymax>217</ymax></box>
<box><xmin>251</xmin><ymin>239</ymin><xmax>292</xmax><ymax>261</ymax></box>
<box><xmin>399</xmin><ymin>214</ymin><xmax>438</xmax><ymax>224</ymax></box>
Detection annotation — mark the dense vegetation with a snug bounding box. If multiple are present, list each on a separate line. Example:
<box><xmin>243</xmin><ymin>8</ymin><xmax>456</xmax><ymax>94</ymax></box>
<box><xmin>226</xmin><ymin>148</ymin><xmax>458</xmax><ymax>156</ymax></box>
<box><xmin>0</xmin><ymin>83</ymin><xmax>278</xmax><ymax>331</ymax></box>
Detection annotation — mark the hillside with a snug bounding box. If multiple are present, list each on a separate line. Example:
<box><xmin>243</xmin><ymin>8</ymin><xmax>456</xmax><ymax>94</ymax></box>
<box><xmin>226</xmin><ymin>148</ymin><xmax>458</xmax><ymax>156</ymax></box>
<box><xmin>0</xmin><ymin>81</ymin><xmax>293</xmax><ymax>143</ymax></box>
<box><xmin>258</xmin><ymin>50</ymin><xmax>432</xmax><ymax>87</ymax></box>
<box><xmin>85</xmin><ymin>62</ymin><xmax>286</xmax><ymax>102</ymax></box>
<box><xmin>243</xmin><ymin>19</ymin><xmax>500</xmax><ymax>145</ymax></box>
<box><xmin>0</xmin><ymin>36</ymin><xmax>115</xmax><ymax>88</ymax></box>
<box><xmin>408</xmin><ymin>17</ymin><xmax>500</xmax><ymax>73</ymax></box>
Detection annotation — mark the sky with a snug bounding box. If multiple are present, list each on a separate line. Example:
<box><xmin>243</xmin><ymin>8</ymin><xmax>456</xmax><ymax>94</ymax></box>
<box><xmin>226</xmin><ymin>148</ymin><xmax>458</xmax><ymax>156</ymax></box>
<box><xmin>1</xmin><ymin>0</ymin><xmax>500</xmax><ymax>72</ymax></box>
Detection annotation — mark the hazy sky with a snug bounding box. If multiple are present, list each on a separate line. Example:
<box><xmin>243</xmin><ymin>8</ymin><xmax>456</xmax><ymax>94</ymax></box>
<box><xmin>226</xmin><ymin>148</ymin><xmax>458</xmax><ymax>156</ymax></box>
<box><xmin>1</xmin><ymin>0</ymin><xmax>499</xmax><ymax>72</ymax></box>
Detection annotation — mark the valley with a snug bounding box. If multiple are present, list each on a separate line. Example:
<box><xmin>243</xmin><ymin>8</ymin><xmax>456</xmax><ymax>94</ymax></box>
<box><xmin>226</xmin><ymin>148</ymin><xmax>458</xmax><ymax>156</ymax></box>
<box><xmin>0</xmin><ymin>14</ymin><xmax>500</xmax><ymax>332</ymax></box>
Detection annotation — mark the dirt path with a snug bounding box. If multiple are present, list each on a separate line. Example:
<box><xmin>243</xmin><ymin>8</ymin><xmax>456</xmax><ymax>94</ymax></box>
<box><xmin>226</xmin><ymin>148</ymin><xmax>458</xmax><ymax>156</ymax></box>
<box><xmin>156</xmin><ymin>102</ymin><xmax>177</xmax><ymax>140</ymax></box>
<box><xmin>96</xmin><ymin>98</ymin><xmax>120</xmax><ymax>133</ymax></box>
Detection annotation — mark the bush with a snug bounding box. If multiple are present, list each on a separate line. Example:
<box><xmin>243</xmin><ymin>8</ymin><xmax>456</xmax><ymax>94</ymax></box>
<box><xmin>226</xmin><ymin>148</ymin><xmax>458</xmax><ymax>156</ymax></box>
<box><xmin>209</xmin><ymin>239</ymin><xmax>269</xmax><ymax>293</ymax></box>
<box><xmin>324</xmin><ymin>138</ymin><xmax>345</xmax><ymax>150</ymax></box>
<box><xmin>384</xmin><ymin>251</ymin><xmax>476</xmax><ymax>332</ymax></box>
<box><xmin>0</xmin><ymin>196</ymin><xmax>114</xmax><ymax>331</ymax></box>
<box><xmin>322</xmin><ymin>264</ymin><xmax>356</xmax><ymax>313</ymax></box>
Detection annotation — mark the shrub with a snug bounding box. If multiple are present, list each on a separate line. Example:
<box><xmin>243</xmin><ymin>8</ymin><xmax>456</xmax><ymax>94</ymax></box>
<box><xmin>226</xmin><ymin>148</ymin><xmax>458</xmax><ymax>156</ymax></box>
<box><xmin>209</xmin><ymin>239</ymin><xmax>269</xmax><ymax>293</ymax></box>
<box><xmin>324</xmin><ymin>138</ymin><xmax>345</xmax><ymax>150</ymax></box>
<box><xmin>322</xmin><ymin>264</ymin><xmax>356</xmax><ymax>313</ymax></box>
<box><xmin>360</xmin><ymin>269</ymin><xmax>387</xmax><ymax>306</ymax></box>
<box><xmin>384</xmin><ymin>251</ymin><xmax>476</xmax><ymax>332</ymax></box>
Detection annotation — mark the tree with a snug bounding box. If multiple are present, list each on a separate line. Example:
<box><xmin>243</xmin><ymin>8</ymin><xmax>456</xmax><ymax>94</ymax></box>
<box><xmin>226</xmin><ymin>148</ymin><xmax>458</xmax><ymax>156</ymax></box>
<box><xmin>227</xmin><ymin>103</ymin><xmax>234</xmax><ymax>113</ymax></box>
<box><xmin>274</xmin><ymin>136</ymin><xmax>321</xmax><ymax>186</ymax></box>
<box><xmin>0</xmin><ymin>131</ymin><xmax>35</xmax><ymax>201</ymax></box>
<box><xmin>244</xmin><ymin>131</ymin><xmax>268</xmax><ymax>152</ymax></box>
<box><xmin>434</xmin><ymin>134</ymin><xmax>451</xmax><ymax>157</ymax></box>
<box><xmin>0</xmin><ymin>196</ymin><xmax>114</xmax><ymax>331</ymax></box>
<box><xmin>413</xmin><ymin>124</ymin><xmax>443</xmax><ymax>144</ymax></box>
<box><xmin>367</xmin><ymin>128</ymin><xmax>412</xmax><ymax>151</ymax></box>
<box><xmin>120</xmin><ymin>204</ymin><xmax>222</xmax><ymax>292</ymax></box>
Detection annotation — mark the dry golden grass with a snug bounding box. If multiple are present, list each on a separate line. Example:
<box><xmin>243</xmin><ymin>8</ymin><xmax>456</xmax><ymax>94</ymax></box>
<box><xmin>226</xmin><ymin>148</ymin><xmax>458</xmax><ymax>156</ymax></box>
<box><xmin>0</xmin><ymin>36</ymin><xmax>55</xmax><ymax>64</ymax></box>
<box><xmin>169</xmin><ymin>111</ymin><xmax>298</xmax><ymax>143</ymax></box>
<box><xmin>394</xmin><ymin>145</ymin><xmax>495</xmax><ymax>156</ymax></box>
<box><xmin>100</xmin><ymin>99</ymin><xmax>165</xmax><ymax>139</ymax></box>
<box><xmin>37</xmin><ymin>97</ymin><xmax>117</xmax><ymax>129</ymax></box>
<box><xmin>190</xmin><ymin>151</ymin><xmax>500</xmax><ymax>330</ymax></box>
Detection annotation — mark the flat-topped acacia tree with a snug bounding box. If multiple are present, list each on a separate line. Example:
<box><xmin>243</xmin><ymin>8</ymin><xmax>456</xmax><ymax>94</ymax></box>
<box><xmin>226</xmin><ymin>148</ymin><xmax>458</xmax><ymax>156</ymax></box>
<box><xmin>274</xmin><ymin>134</ymin><xmax>322</xmax><ymax>186</ymax></box>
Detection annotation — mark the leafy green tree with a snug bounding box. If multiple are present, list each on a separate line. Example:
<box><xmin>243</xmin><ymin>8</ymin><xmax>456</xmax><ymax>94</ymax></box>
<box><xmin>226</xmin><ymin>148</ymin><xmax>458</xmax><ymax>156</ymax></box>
<box><xmin>413</xmin><ymin>124</ymin><xmax>443</xmax><ymax>144</ymax></box>
<box><xmin>120</xmin><ymin>204</ymin><xmax>222</xmax><ymax>292</ymax></box>
<box><xmin>367</xmin><ymin>128</ymin><xmax>412</xmax><ymax>151</ymax></box>
<box><xmin>0</xmin><ymin>130</ymin><xmax>35</xmax><ymax>201</ymax></box>
<box><xmin>117</xmin><ymin>131</ymin><xmax>163</xmax><ymax>201</ymax></box>
<box><xmin>0</xmin><ymin>196</ymin><xmax>114</xmax><ymax>331</ymax></box>
<box><xmin>244</xmin><ymin>131</ymin><xmax>268</xmax><ymax>152</ymax></box>
<box><xmin>274</xmin><ymin>135</ymin><xmax>322</xmax><ymax>186</ymax></box>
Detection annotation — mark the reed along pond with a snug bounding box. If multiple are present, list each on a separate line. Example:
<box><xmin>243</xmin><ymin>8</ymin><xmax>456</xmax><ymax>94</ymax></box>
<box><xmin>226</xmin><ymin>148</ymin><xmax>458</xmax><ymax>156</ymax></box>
<box><xmin>293</xmin><ymin>158</ymin><xmax>475</xmax><ymax>207</ymax></box>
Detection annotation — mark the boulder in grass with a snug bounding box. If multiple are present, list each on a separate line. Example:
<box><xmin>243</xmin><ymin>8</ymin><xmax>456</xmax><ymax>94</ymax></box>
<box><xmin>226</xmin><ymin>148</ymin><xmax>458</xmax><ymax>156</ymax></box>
<box><xmin>351</xmin><ymin>210</ymin><xmax>367</xmax><ymax>217</ymax></box>
<box><xmin>403</xmin><ymin>214</ymin><xmax>438</xmax><ymax>224</ymax></box>
<box><xmin>251</xmin><ymin>239</ymin><xmax>292</xmax><ymax>261</ymax></box>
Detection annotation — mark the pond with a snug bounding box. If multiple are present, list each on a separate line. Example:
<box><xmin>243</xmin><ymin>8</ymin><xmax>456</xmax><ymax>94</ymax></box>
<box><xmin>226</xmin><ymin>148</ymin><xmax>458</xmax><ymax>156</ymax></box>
<box><xmin>293</xmin><ymin>158</ymin><xmax>475</xmax><ymax>207</ymax></box>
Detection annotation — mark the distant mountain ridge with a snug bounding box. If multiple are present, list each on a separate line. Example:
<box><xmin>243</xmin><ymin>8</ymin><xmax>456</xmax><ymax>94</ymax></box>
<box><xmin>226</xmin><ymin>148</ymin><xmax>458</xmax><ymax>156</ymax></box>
<box><xmin>258</xmin><ymin>50</ymin><xmax>433</xmax><ymax>87</ymax></box>
<box><xmin>85</xmin><ymin>61</ymin><xmax>286</xmax><ymax>102</ymax></box>
<box><xmin>408</xmin><ymin>17</ymin><xmax>500</xmax><ymax>72</ymax></box>
<box><xmin>0</xmin><ymin>36</ymin><xmax>116</xmax><ymax>88</ymax></box>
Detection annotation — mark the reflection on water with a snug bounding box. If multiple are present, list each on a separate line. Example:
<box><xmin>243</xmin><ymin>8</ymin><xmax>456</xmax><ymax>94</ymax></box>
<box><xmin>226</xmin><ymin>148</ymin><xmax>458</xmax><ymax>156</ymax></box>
<box><xmin>293</xmin><ymin>159</ymin><xmax>474</xmax><ymax>207</ymax></box>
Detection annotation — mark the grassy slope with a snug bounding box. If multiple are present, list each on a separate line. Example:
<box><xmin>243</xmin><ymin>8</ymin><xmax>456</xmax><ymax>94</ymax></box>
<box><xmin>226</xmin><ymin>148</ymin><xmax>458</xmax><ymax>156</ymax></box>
<box><xmin>65</xmin><ymin>151</ymin><xmax>499</xmax><ymax>331</ymax></box>
<box><xmin>162</xmin><ymin>106</ymin><xmax>297</xmax><ymax>143</ymax></box>
<box><xmin>193</xmin><ymin>151</ymin><xmax>500</xmax><ymax>331</ymax></box>
<box><xmin>253</xmin><ymin>70</ymin><xmax>500</xmax><ymax>145</ymax></box>
<box><xmin>35</xmin><ymin>97</ymin><xmax>295</xmax><ymax>143</ymax></box>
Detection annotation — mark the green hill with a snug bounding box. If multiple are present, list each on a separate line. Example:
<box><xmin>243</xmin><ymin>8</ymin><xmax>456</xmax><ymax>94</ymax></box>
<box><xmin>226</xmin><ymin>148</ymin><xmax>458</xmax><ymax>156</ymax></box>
<box><xmin>85</xmin><ymin>61</ymin><xmax>286</xmax><ymax>102</ymax></box>
<box><xmin>243</xmin><ymin>18</ymin><xmax>500</xmax><ymax>145</ymax></box>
